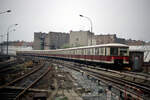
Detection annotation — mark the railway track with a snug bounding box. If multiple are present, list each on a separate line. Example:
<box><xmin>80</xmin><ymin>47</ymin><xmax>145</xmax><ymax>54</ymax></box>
<box><xmin>0</xmin><ymin>61</ymin><xmax>51</xmax><ymax>100</ymax></box>
<box><xmin>0</xmin><ymin>59</ymin><xmax>23</xmax><ymax>72</ymax></box>
<box><xmin>54</xmin><ymin>60</ymin><xmax>150</xmax><ymax>100</ymax></box>
<box><xmin>85</xmin><ymin>65</ymin><xmax>150</xmax><ymax>81</ymax></box>
<box><xmin>58</xmin><ymin>60</ymin><xmax>150</xmax><ymax>83</ymax></box>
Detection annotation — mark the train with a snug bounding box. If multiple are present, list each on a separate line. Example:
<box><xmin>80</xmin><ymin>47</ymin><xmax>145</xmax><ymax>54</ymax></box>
<box><xmin>17</xmin><ymin>43</ymin><xmax>129</xmax><ymax>69</ymax></box>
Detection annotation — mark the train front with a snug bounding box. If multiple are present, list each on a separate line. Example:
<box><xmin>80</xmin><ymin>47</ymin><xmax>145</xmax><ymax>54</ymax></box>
<box><xmin>109</xmin><ymin>45</ymin><xmax>129</xmax><ymax>68</ymax></box>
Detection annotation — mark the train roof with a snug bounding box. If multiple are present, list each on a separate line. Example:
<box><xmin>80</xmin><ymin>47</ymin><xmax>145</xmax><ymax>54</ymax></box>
<box><xmin>17</xmin><ymin>43</ymin><xmax>128</xmax><ymax>52</ymax></box>
<box><xmin>62</xmin><ymin>43</ymin><xmax>129</xmax><ymax>50</ymax></box>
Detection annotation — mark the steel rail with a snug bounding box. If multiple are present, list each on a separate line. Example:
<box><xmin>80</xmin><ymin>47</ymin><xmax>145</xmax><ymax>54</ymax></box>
<box><xmin>0</xmin><ymin>63</ymin><xmax>44</xmax><ymax>89</ymax></box>
<box><xmin>57</xmin><ymin>60</ymin><xmax>150</xmax><ymax>83</ymax></box>
<box><xmin>79</xmin><ymin>66</ymin><xmax>150</xmax><ymax>92</ymax></box>
<box><xmin>56</xmin><ymin>62</ymin><xmax>143</xmax><ymax>99</ymax></box>
<box><xmin>77</xmin><ymin>64</ymin><xmax>150</xmax><ymax>94</ymax></box>
<box><xmin>84</xmin><ymin>72</ymin><xmax>144</xmax><ymax>100</ymax></box>
<box><xmin>55</xmin><ymin>61</ymin><xmax>150</xmax><ymax>97</ymax></box>
<box><xmin>87</xmin><ymin>70</ymin><xmax>150</xmax><ymax>94</ymax></box>
<box><xmin>15</xmin><ymin>67</ymin><xmax>51</xmax><ymax>100</ymax></box>
<box><xmin>86</xmin><ymin>65</ymin><xmax>150</xmax><ymax>81</ymax></box>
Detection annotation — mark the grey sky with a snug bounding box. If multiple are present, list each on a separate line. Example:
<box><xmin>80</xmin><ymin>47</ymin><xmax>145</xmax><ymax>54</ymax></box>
<box><xmin>0</xmin><ymin>0</ymin><xmax>150</xmax><ymax>42</ymax></box>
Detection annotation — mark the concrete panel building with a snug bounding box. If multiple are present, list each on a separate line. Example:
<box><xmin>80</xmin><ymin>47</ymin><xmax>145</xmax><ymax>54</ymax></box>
<box><xmin>48</xmin><ymin>32</ymin><xmax>69</xmax><ymax>49</ymax></box>
<box><xmin>34</xmin><ymin>31</ymin><xmax>127</xmax><ymax>50</ymax></box>
<box><xmin>33</xmin><ymin>32</ymin><xmax>69</xmax><ymax>50</ymax></box>
<box><xmin>94</xmin><ymin>34</ymin><xmax>125</xmax><ymax>45</ymax></box>
<box><xmin>33</xmin><ymin>32</ymin><xmax>48</xmax><ymax>50</ymax></box>
<box><xmin>94</xmin><ymin>34</ymin><xmax>116</xmax><ymax>45</ymax></box>
<box><xmin>70</xmin><ymin>31</ymin><xmax>93</xmax><ymax>47</ymax></box>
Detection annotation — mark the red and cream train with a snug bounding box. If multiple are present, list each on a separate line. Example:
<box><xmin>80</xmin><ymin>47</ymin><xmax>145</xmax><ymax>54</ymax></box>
<box><xmin>17</xmin><ymin>43</ymin><xmax>129</xmax><ymax>68</ymax></box>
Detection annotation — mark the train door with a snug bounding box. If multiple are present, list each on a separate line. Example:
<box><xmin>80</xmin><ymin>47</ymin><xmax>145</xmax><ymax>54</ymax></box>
<box><xmin>84</xmin><ymin>49</ymin><xmax>86</xmax><ymax>61</ymax></box>
<box><xmin>133</xmin><ymin>56</ymin><xmax>141</xmax><ymax>71</ymax></box>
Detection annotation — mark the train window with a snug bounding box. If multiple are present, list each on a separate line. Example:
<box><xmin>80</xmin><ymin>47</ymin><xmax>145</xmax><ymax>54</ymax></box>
<box><xmin>84</xmin><ymin>49</ymin><xmax>86</xmax><ymax>55</ymax></box>
<box><xmin>71</xmin><ymin>50</ymin><xmax>73</xmax><ymax>55</ymax></box>
<box><xmin>86</xmin><ymin>49</ymin><xmax>89</xmax><ymax>55</ymax></box>
<box><xmin>89</xmin><ymin>49</ymin><xmax>91</xmax><ymax>55</ymax></box>
<box><xmin>87</xmin><ymin>49</ymin><xmax>90</xmax><ymax>55</ymax></box>
<box><xmin>79</xmin><ymin>49</ymin><xmax>81</xmax><ymax>55</ymax></box>
<box><xmin>70</xmin><ymin>50</ymin><xmax>72</xmax><ymax>55</ymax></box>
<box><xmin>74</xmin><ymin>50</ymin><xmax>76</xmax><ymax>55</ymax></box>
<box><xmin>90</xmin><ymin>48</ymin><xmax>92</xmax><ymax>55</ymax></box>
<box><xmin>71</xmin><ymin>50</ymin><xmax>72</xmax><ymax>54</ymax></box>
<box><xmin>64</xmin><ymin>51</ymin><xmax>66</xmax><ymax>54</ymax></box>
<box><xmin>99</xmin><ymin>48</ymin><xmax>101</xmax><ymax>55</ymax></box>
<box><xmin>65</xmin><ymin>51</ymin><xmax>67</xmax><ymax>54</ymax></box>
<box><xmin>78</xmin><ymin>49</ymin><xmax>81</xmax><ymax>55</ymax></box>
<box><xmin>92</xmin><ymin>48</ymin><xmax>95</xmax><ymax>55</ymax></box>
<box><xmin>101</xmin><ymin>48</ymin><xmax>104</xmax><ymax>55</ymax></box>
<box><xmin>81</xmin><ymin>49</ymin><xmax>84</xmax><ymax>55</ymax></box>
<box><xmin>120</xmin><ymin>48</ymin><xmax>128</xmax><ymax>56</ymax></box>
<box><xmin>79</xmin><ymin>49</ymin><xmax>82</xmax><ymax>55</ymax></box>
<box><xmin>103</xmin><ymin>48</ymin><xmax>105</xmax><ymax>56</ymax></box>
<box><xmin>76</xmin><ymin>50</ymin><xmax>78</xmax><ymax>55</ymax></box>
<box><xmin>105</xmin><ymin>48</ymin><xmax>107</xmax><ymax>56</ymax></box>
<box><xmin>68</xmin><ymin>50</ymin><xmax>69</xmax><ymax>54</ymax></box>
<box><xmin>78</xmin><ymin>49</ymin><xmax>80</xmax><ymax>55</ymax></box>
<box><xmin>95</xmin><ymin>48</ymin><xmax>99</xmax><ymax>55</ymax></box>
<box><xmin>85</xmin><ymin>49</ymin><xmax>87</xmax><ymax>55</ymax></box>
<box><xmin>110</xmin><ymin>47</ymin><xmax>118</xmax><ymax>56</ymax></box>
<box><xmin>106</xmin><ymin>48</ymin><xmax>110</xmax><ymax>56</ymax></box>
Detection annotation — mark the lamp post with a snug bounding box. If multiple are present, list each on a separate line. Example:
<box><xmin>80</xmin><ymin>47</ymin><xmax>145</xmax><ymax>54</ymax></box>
<box><xmin>0</xmin><ymin>35</ymin><xmax>4</xmax><ymax>54</ymax></box>
<box><xmin>79</xmin><ymin>14</ymin><xmax>93</xmax><ymax>45</ymax></box>
<box><xmin>6</xmin><ymin>24</ymin><xmax>18</xmax><ymax>55</ymax></box>
<box><xmin>0</xmin><ymin>10</ymin><xmax>11</xmax><ymax>14</ymax></box>
<box><xmin>79</xmin><ymin>14</ymin><xmax>93</xmax><ymax>33</ymax></box>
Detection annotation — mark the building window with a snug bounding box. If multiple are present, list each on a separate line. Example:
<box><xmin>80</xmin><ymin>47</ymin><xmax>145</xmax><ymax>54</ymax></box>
<box><xmin>76</xmin><ymin>38</ymin><xmax>79</xmax><ymax>41</ymax></box>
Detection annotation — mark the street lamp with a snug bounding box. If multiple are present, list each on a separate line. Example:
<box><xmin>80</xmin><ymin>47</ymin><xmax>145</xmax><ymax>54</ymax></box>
<box><xmin>0</xmin><ymin>10</ymin><xmax>11</xmax><ymax>14</ymax></box>
<box><xmin>79</xmin><ymin>14</ymin><xmax>93</xmax><ymax>45</ymax></box>
<box><xmin>0</xmin><ymin>35</ymin><xmax>4</xmax><ymax>54</ymax></box>
<box><xmin>79</xmin><ymin>14</ymin><xmax>93</xmax><ymax>33</ymax></box>
<box><xmin>6</xmin><ymin>24</ymin><xmax>18</xmax><ymax>55</ymax></box>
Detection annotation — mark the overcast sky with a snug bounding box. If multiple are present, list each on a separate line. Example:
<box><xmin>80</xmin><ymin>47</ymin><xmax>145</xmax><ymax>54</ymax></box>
<box><xmin>0</xmin><ymin>0</ymin><xmax>150</xmax><ymax>42</ymax></box>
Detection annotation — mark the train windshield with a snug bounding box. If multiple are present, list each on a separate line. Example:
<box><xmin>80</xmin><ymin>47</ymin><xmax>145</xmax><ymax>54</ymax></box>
<box><xmin>110</xmin><ymin>47</ymin><xmax>118</xmax><ymax>56</ymax></box>
<box><xmin>120</xmin><ymin>48</ymin><xmax>128</xmax><ymax>56</ymax></box>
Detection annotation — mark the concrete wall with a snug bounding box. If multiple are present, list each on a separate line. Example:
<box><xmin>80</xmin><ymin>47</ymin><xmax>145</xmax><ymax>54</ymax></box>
<box><xmin>44</xmin><ymin>35</ymin><xmax>49</xmax><ymax>50</ymax></box>
<box><xmin>33</xmin><ymin>32</ymin><xmax>69</xmax><ymax>50</ymax></box>
<box><xmin>48</xmin><ymin>32</ymin><xmax>69</xmax><ymax>49</ymax></box>
<box><xmin>33</xmin><ymin>32</ymin><xmax>47</xmax><ymax>50</ymax></box>
<box><xmin>94</xmin><ymin>34</ymin><xmax>126</xmax><ymax>45</ymax></box>
<box><xmin>70</xmin><ymin>31</ymin><xmax>93</xmax><ymax>47</ymax></box>
<box><xmin>95</xmin><ymin>34</ymin><xmax>116</xmax><ymax>45</ymax></box>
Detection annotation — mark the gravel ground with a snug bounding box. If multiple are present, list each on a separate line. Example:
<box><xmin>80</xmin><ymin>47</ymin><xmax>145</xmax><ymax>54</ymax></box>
<box><xmin>62</xmin><ymin>67</ymin><xmax>122</xmax><ymax>100</ymax></box>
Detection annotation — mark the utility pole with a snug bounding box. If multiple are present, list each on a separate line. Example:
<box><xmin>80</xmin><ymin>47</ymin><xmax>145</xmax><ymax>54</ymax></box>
<box><xmin>6</xmin><ymin>24</ymin><xmax>18</xmax><ymax>55</ymax></box>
